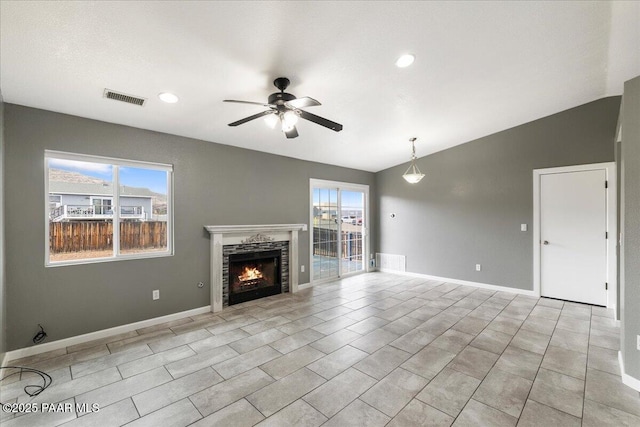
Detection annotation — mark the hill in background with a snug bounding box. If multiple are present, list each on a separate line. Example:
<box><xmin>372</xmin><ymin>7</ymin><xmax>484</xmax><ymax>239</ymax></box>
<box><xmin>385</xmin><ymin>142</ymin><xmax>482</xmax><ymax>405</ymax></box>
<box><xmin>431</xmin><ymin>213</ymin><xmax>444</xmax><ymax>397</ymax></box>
<box><xmin>49</xmin><ymin>168</ymin><xmax>168</xmax><ymax>214</ymax></box>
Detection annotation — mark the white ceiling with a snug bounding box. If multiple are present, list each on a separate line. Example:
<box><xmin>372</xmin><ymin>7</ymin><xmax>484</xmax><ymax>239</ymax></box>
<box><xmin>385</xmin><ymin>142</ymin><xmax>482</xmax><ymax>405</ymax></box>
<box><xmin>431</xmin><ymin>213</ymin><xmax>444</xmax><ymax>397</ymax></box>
<box><xmin>1</xmin><ymin>1</ymin><xmax>638</xmax><ymax>172</ymax></box>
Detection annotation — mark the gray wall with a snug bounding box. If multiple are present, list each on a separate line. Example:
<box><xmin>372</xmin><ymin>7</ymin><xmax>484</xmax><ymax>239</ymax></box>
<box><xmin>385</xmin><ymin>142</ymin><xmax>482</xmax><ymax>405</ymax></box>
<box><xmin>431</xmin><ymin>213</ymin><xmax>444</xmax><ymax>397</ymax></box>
<box><xmin>376</xmin><ymin>97</ymin><xmax>620</xmax><ymax>291</ymax></box>
<box><xmin>4</xmin><ymin>104</ymin><xmax>375</xmax><ymax>351</ymax></box>
<box><xmin>0</xmin><ymin>94</ymin><xmax>5</xmax><ymax>362</ymax></box>
<box><xmin>620</xmin><ymin>75</ymin><xmax>640</xmax><ymax>381</ymax></box>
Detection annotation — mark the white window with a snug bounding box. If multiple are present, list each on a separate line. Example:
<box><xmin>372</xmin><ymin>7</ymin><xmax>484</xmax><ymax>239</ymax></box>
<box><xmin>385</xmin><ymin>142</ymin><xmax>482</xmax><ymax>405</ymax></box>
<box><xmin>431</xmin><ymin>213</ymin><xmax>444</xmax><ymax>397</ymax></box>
<box><xmin>45</xmin><ymin>150</ymin><xmax>173</xmax><ymax>266</ymax></box>
<box><xmin>49</xmin><ymin>195</ymin><xmax>61</xmax><ymax>210</ymax></box>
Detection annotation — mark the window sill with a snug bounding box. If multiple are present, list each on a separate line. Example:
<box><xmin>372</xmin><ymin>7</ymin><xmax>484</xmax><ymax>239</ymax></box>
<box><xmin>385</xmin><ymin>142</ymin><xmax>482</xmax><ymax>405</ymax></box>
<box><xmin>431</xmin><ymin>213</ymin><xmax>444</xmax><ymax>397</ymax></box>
<box><xmin>45</xmin><ymin>251</ymin><xmax>174</xmax><ymax>268</ymax></box>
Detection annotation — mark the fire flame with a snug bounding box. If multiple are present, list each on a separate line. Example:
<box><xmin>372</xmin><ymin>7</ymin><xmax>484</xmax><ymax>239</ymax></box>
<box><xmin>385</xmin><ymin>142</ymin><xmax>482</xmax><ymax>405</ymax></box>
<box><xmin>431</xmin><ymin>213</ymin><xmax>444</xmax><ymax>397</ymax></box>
<box><xmin>238</xmin><ymin>266</ymin><xmax>263</xmax><ymax>282</ymax></box>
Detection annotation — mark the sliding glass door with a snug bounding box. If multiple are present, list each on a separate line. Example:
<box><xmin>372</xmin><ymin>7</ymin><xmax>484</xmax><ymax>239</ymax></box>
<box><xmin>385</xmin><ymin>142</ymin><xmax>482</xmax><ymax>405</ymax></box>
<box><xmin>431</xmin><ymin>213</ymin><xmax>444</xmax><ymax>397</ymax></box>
<box><xmin>340</xmin><ymin>190</ymin><xmax>365</xmax><ymax>275</ymax></box>
<box><xmin>312</xmin><ymin>187</ymin><xmax>339</xmax><ymax>281</ymax></box>
<box><xmin>311</xmin><ymin>180</ymin><xmax>369</xmax><ymax>283</ymax></box>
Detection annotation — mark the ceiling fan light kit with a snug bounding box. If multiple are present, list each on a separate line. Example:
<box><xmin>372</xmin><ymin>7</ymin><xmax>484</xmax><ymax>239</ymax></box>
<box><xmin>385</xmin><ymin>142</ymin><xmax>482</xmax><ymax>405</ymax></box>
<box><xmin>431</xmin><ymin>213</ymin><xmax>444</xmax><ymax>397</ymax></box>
<box><xmin>403</xmin><ymin>137</ymin><xmax>425</xmax><ymax>184</ymax></box>
<box><xmin>224</xmin><ymin>77</ymin><xmax>343</xmax><ymax>139</ymax></box>
<box><xmin>281</xmin><ymin>110</ymin><xmax>299</xmax><ymax>131</ymax></box>
<box><xmin>264</xmin><ymin>113</ymin><xmax>279</xmax><ymax>129</ymax></box>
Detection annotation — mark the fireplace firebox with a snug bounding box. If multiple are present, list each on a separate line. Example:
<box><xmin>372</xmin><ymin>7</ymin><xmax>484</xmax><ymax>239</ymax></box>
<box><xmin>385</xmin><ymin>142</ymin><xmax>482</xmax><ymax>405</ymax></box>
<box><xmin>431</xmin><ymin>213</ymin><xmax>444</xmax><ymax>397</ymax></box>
<box><xmin>228</xmin><ymin>249</ymin><xmax>282</xmax><ymax>305</ymax></box>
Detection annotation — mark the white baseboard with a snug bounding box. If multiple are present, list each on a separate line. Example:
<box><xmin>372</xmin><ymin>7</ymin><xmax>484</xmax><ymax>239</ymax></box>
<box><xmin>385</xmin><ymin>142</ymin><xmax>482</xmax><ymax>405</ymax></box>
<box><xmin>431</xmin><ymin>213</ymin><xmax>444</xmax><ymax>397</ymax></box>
<box><xmin>4</xmin><ymin>306</ymin><xmax>211</xmax><ymax>363</ymax></box>
<box><xmin>618</xmin><ymin>351</ymin><xmax>640</xmax><ymax>392</ymax></box>
<box><xmin>297</xmin><ymin>282</ymin><xmax>312</xmax><ymax>290</ymax></box>
<box><xmin>377</xmin><ymin>269</ymin><xmax>538</xmax><ymax>297</ymax></box>
<box><xmin>1</xmin><ymin>352</ymin><xmax>9</xmax><ymax>369</ymax></box>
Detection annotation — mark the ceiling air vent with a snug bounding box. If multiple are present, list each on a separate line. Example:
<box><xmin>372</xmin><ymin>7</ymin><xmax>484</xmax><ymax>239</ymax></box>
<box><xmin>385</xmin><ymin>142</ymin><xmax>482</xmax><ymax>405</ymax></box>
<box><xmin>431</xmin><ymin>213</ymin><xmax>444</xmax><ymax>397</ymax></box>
<box><xmin>103</xmin><ymin>89</ymin><xmax>147</xmax><ymax>106</ymax></box>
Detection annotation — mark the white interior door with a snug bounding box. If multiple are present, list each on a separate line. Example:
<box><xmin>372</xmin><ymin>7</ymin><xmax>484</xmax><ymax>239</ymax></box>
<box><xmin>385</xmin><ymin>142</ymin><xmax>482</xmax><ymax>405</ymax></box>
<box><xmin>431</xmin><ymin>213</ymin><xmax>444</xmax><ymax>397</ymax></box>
<box><xmin>540</xmin><ymin>169</ymin><xmax>607</xmax><ymax>305</ymax></box>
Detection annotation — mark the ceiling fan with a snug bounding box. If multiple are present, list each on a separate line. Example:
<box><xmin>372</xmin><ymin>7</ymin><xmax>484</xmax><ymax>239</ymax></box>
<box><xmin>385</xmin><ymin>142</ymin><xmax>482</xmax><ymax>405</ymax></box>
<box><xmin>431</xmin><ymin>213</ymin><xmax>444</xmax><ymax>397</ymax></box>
<box><xmin>224</xmin><ymin>77</ymin><xmax>343</xmax><ymax>139</ymax></box>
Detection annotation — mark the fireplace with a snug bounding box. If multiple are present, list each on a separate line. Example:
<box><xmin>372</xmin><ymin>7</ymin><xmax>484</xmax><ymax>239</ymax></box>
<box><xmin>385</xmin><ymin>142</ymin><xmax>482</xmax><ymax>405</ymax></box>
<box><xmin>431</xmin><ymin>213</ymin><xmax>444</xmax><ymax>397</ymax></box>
<box><xmin>204</xmin><ymin>224</ymin><xmax>306</xmax><ymax>312</ymax></box>
<box><xmin>228</xmin><ymin>249</ymin><xmax>282</xmax><ymax>305</ymax></box>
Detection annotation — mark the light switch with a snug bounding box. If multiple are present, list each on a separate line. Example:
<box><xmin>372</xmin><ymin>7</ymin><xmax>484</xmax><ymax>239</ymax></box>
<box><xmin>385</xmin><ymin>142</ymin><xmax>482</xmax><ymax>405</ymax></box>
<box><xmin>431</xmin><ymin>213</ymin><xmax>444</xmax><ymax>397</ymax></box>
<box><xmin>521</xmin><ymin>224</ymin><xmax>527</xmax><ymax>232</ymax></box>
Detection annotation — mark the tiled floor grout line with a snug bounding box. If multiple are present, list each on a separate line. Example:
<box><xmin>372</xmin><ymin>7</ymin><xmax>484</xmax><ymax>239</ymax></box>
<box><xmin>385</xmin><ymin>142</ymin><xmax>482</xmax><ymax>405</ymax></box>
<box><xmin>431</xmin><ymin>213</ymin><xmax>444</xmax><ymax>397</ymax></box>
<box><xmin>129</xmin><ymin>395</ymin><xmax>142</xmax><ymax>424</ymax></box>
<box><xmin>205</xmin><ymin>308</ymin><xmax>364</xmax><ymax>422</ymax></box>
<box><xmin>521</xmin><ymin>302</ymin><xmax>608</xmax><ymax>423</ymax></box>
<box><xmin>446</xmin><ymin>295</ymin><xmax>536</xmax><ymax>424</ymax></box>
<box><xmin>299</xmin><ymin>368</ymin><xmax>380</xmax><ymax>423</ymax></box>
<box><xmin>582</xmin><ymin>309</ymin><xmax>593</xmax><ymax>422</ymax></box>
<box><xmin>357</xmin><ymin>289</ymin><xmax>525</xmax><ymax>424</ymax></box>
<box><xmin>186</xmin><ymin>394</ymin><xmax>206</xmax><ymax>421</ymax></box>
<box><xmin>511</xmin><ymin>304</ymin><xmax>559</xmax><ymax>422</ymax></box>
<box><xmin>4</xmin><ymin>274</ymin><xmax>636</xmax><ymax>426</ymax></box>
<box><xmin>244</xmin><ymin>393</ymin><xmax>267</xmax><ymax>421</ymax></box>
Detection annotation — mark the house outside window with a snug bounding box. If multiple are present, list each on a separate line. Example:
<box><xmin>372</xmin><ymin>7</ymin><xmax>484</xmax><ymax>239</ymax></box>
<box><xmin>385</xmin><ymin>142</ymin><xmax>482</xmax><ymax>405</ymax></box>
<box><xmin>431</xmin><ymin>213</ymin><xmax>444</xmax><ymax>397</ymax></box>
<box><xmin>45</xmin><ymin>150</ymin><xmax>173</xmax><ymax>266</ymax></box>
<box><xmin>48</xmin><ymin>195</ymin><xmax>62</xmax><ymax>210</ymax></box>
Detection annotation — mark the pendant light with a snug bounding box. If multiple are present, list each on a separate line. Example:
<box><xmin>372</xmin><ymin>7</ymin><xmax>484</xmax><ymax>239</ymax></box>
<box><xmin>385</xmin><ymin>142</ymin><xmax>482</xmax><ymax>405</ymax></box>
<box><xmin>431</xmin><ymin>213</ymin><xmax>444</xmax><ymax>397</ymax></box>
<box><xmin>402</xmin><ymin>137</ymin><xmax>425</xmax><ymax>183</ymax></box>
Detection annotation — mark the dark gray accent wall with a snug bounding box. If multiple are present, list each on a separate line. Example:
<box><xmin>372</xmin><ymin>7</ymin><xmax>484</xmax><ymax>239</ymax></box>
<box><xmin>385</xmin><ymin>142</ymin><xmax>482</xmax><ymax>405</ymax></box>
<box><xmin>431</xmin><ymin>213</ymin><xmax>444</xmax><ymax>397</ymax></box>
<box><xmin>376</xmin><ymin>97</ymin><xmax>620</xmax><ymax>291</ymax></box>
<box><xmin>620</xmin><ymin>75</ymin><xmax>640</xmax><ymax>381</ymax></box>
<box><xmin>4</xmin><ymin>104</ymin><xmax>375</xmax><ymax>351</ymax></box>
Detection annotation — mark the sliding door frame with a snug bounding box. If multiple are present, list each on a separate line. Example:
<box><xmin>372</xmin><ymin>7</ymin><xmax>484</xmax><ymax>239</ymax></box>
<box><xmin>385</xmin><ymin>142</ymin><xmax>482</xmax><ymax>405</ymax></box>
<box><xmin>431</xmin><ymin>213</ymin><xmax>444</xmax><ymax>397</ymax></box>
<box><xmin>309</xmin><ymin>178</ymin><xmax>370</xmax><ymax>284</ymax></box>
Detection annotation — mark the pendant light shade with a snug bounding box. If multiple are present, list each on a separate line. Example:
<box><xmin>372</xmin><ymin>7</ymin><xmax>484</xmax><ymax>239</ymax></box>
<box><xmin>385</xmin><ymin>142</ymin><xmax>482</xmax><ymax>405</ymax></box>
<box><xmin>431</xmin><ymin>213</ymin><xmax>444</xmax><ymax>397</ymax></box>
<box><xmin>402</xmin><ymin>137</ymin><xmax>425</xmax><ymax>183</ymax></box>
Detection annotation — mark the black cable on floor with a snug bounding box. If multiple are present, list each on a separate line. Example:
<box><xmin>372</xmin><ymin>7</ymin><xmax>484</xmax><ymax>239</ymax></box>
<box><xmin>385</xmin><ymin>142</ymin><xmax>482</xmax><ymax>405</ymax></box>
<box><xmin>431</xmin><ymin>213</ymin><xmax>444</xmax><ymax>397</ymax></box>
<box><xmin>32</xmin><ymin>324</ymin><xmax>47</xmax><ymax>344</ymax></box>
<box><xmin>0</xmin><ymin>366</ymin><xmax>53</xmax><ymax>400</ymax></box>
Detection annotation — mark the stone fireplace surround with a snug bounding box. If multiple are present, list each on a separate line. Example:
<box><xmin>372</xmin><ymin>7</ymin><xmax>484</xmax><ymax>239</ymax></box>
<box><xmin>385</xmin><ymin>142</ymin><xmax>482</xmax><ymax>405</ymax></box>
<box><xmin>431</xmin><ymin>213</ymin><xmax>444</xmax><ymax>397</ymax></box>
<box><xmin>225</xmin><ymin>242</ymin><xmax>287</xmax><ymax>306</ymax></box>
<box><xmin>204</xmin><ymin>224</ymin><xmax>307</xmax><ymax>312</ymax></box>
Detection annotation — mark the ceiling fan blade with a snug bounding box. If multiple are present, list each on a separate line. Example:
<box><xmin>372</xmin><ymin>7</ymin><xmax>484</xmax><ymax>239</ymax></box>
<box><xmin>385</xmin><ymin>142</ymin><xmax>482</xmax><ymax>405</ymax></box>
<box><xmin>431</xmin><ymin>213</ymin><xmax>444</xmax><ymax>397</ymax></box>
<box><xmin>298</xmin><ymin>110</ymin><xmax>343</xmax><ymax>132</ymax></box>
<box><xmin>228</xmin><ymin>110</ymin><xmax>275</xmax><ymax>127</ymax></box>
<box><xmin>224</xmin><ymin>100</ymin><xmax>273</xmax><ymax>108</ymax></box>
<box><xmin>285</xmin><ymin>97</ymin><xmax>321</xmax><ymax>109</ymax></box>
<box><xmin>284</xmin><ymin>126</ymin><xmax>299</xmax><ymax>139</ymax></box>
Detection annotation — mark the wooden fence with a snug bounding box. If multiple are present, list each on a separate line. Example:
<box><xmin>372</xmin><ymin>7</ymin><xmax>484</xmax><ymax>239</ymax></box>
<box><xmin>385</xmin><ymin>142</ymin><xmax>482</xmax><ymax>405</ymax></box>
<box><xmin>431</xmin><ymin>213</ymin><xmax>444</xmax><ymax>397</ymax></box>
<box><xmin>49</xmin><ymin>221</ymin><xmax>167</xmax><ymax>253</ymax></box>
<box><xmin>313</xmin><ymin>227</ymin><xmax>363</xmax><ymax>259</ymax></box>
<box><xmin>120</xmin><ymin>221</ymin><xmax>167</xmax><ymax>251</ymax></box>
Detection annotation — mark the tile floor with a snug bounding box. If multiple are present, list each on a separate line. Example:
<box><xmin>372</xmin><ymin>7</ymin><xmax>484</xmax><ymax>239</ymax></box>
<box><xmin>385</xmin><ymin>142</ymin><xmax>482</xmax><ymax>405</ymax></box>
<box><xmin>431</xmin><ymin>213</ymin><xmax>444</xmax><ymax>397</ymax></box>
<box><xmin>2</xmin><ymin>272</ymin><xmax>639</xmax><ymax>426</ymax></box>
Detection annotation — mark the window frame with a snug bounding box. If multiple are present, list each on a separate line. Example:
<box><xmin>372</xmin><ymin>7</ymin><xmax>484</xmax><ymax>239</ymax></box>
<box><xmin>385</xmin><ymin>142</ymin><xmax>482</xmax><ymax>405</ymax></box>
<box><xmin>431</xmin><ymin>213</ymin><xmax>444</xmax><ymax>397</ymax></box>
<box><xmin>309</xmin><ymin>178</ymin><xmax>370</xmax><ymax>284</ymax></box>
<box><xmin>45</xmin><ymin>150</ymin><xmax>174</xmax><ymax>267</ymax></box>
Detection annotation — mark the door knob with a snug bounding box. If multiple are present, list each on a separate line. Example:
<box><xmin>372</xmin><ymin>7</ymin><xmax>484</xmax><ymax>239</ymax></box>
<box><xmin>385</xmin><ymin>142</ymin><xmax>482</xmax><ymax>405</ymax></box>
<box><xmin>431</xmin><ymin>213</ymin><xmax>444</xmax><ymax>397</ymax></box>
<box><xmin>543</xmin><ymin>240</ymin><xmax>549</xmax><ymax>245</ymax></box>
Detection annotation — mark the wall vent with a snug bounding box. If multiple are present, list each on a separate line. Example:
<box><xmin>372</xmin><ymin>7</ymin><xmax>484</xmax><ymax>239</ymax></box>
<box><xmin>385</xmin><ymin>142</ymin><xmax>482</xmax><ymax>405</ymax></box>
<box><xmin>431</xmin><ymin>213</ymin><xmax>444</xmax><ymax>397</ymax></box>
<box><xmin>375</xmin><ymin>253</ymin><xmax>406</xmax><ymax>272</ymax></box>
<box><xmin>103</xmin><ymin>89</ymin><xmax>147</xmax><ymax>106</ymax></box>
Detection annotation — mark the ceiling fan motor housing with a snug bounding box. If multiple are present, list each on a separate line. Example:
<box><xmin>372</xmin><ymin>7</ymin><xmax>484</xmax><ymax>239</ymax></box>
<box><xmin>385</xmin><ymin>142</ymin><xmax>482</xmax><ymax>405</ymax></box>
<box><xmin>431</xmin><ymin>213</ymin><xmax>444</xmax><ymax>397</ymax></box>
<box><xmin>268</xmin><ymin>91</ymin><xmax>296</xmax><ymax>106</ymax></box>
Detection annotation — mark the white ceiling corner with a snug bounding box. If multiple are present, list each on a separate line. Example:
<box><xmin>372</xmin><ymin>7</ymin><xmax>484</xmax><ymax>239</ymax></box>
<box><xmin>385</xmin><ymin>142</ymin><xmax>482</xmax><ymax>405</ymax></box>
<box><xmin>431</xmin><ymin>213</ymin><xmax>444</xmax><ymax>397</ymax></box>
<box><xmin>1</xmin><ymin>1</ymin><xmax>638</xmax><ymax>173</ymax></box>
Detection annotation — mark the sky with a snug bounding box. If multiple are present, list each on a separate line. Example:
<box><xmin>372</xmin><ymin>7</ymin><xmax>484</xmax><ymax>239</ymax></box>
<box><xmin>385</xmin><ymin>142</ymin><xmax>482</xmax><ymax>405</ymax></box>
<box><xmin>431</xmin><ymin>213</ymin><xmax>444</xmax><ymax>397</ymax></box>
<box><xmin>48</xmin><ymin>158</ymin><xmax>168</xmax><ymax>194</ymax></box>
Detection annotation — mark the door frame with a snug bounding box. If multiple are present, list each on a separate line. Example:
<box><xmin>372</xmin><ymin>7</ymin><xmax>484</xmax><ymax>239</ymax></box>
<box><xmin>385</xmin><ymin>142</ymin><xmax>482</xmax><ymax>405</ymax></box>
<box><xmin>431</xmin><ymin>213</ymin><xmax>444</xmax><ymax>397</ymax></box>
<box><xmin>309</xmin><ymin>178</ymin><xmax>370</xmax><ymax>284</ymax></box>
<box><xmin>533</xmin><ymin>162</ymin><xmax>617</xmax><ymax>313</ymax></box>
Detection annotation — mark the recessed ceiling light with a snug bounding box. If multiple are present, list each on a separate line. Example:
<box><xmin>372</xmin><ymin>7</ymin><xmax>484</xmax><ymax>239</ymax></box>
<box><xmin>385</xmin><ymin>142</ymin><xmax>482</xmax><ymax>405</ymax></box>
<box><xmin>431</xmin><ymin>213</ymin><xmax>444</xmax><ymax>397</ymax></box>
<box><xmin>395</xmin><ymin>54</ymin><xmax>415</xmax><ymax>68</ymax></box>
<box><xmin>158</xmin><ymin>92</ymin><xmax>179</xmax><ymax>103</ymax></box>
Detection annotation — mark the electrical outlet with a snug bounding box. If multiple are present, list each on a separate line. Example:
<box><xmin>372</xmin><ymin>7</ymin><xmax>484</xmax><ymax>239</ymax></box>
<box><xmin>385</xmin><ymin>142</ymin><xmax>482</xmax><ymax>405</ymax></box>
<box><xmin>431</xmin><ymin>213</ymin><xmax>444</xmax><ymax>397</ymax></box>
<box><xmin>637</xmin><ymin>335</ymin><xmax>640</xmax><ymax>351</ymax></box>
<box><xmin>300</xmin><ymin>265</ymin><xmax>305</xmax><ymax>273</ymax></box>
<box><xmin>152</xmin><ymin>290</ymin><xmax>160</xmax><ymax>300</ymax></box>
<box><xmin>521</xmin><ymin>224</ymin><xmax>528</xmax><ymax>232</ymax></box>
<box><xmin>475</xmin><ymin>264</ymin><xmax>481</xmax><ymax>271</ymax></box>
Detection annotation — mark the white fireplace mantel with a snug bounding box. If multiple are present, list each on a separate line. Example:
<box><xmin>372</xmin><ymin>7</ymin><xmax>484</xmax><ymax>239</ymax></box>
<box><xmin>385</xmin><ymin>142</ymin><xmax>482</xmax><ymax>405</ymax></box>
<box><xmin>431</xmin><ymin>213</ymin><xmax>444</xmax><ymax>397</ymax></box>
<box><xmin>204</xmin><ymin>224</ymin><xmax>307</xmax><ymax>312</ymax></box>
